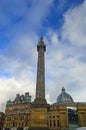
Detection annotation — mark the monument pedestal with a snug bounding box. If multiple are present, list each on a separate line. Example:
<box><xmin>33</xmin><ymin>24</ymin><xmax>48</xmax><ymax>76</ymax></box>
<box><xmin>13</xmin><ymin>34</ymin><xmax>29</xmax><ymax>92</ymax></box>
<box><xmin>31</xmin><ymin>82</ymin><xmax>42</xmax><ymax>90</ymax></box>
<box><xmin>29</xmin><ymin>38</ymin><xmax>50</xmax><ymax>130</ymax></box>
<box><xmin>29</xmin><ymin>102</ymin><xmax>49</xmax><ymax>130</ymax></box>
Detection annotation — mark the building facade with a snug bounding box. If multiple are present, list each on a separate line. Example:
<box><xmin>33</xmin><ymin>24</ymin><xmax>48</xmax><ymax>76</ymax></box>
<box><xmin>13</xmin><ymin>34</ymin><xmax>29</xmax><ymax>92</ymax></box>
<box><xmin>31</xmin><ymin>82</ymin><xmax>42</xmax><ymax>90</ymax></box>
<box><xmin>0</xmin><ymin>112</ymin><xmax>4</xmax><ymax>130</ymax></box>
<box><xmin>4</xmin><ymin>93</ymin><xmax>31</xmax><ymax>130</ymax></box>
<box><xmin>3</xmin><ymin>38</ymin><xmax>86</xmax><ymax>130</ymax></box>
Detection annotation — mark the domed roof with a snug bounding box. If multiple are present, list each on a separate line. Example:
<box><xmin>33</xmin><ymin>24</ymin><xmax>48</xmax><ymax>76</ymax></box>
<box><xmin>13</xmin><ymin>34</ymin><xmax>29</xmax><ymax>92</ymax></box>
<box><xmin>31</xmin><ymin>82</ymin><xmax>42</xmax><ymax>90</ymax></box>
<box><xmin>57</xmin><ymin>87</ymin><xmax>74</xmax><ymax>104</ymax></box>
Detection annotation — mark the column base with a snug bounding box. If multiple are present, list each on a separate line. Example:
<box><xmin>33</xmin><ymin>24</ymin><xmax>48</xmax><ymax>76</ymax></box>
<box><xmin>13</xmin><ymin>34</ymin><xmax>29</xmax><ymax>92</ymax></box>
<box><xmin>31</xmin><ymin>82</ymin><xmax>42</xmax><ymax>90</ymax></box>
<box><xmin>33</xmin><ymin>98</ymin><xmax>47</xmax><ymax>105</ymax></box>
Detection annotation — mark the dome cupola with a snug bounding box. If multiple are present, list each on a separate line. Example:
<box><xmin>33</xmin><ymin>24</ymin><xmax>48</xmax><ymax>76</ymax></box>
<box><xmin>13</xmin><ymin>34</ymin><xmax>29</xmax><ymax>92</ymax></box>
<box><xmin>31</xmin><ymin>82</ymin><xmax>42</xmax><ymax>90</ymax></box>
<box><xmin>57</xmin><ymin>87</ymin><xmax>74</xmax><ymax>104</ymax></box>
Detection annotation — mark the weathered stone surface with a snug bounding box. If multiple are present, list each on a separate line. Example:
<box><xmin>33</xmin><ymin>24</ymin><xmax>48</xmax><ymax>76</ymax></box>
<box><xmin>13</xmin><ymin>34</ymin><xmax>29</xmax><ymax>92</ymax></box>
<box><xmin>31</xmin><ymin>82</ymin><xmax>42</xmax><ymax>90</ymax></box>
<box><xmin>33</xmin><ymin>98</ymin><xmax>47</xmax><ymax>105</ymax></box>
<box><xmin>31</xmin><ymin>38</ymin><xmax>49</xmax><ymax>129</ymax></box>
<box><xmin>34</xmin><ymin>37</ymin><xmax>47</xmax><ymax>104</ymax></box>
<box><xmin>30</xmin><ymin>107</ymin><xmax>48</xmax><ymax>128</ymax></box>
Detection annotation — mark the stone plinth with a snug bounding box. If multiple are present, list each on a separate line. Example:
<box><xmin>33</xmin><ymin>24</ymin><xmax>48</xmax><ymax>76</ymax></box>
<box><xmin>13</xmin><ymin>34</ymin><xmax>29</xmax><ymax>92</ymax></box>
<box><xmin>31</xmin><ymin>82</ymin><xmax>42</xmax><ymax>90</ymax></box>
<box><xmin>29</xmin><ymin>104</ymin><xmax>49</xmax><ymax>130</ymax></box>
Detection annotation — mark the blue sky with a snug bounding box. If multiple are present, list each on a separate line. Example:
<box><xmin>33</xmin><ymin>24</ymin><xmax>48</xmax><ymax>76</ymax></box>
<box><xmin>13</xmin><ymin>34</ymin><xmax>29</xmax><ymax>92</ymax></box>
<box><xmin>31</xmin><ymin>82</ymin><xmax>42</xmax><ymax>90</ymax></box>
<box><xmin>0</xmin><ymin>0</ymin><xmax>86</xmax><ymax>111</ymax></box>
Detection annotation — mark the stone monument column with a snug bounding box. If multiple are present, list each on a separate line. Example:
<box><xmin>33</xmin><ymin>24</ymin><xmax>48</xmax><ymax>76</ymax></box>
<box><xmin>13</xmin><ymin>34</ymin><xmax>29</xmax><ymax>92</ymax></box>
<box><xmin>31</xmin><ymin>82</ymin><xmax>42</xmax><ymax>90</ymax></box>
<box><xmin>30</xmin><ymin>37</ymin><xmax>49</xmax><ymax>130</ymax></box>
<box><xmin>34</xmin><ymin>36</ymin><xmax>47</xmax><ymax>104</ymax></box>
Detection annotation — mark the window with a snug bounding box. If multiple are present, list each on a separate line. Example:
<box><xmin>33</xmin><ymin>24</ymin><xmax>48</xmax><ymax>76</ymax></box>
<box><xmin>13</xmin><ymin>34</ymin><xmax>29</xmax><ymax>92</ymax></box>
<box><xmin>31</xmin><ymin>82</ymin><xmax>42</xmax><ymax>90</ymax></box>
<box><xmin>57</xmin><ymin>120</ymin><xmax>59</xmax><ymax>127</ymax></box>
<box><xmin>7</xmin><ymin>116</ymin><xmax>11</xmax><ymax>121</ymax></box>
<box><xmin>19</xmin><ymin>115</ymin><xmax>24</xmax><ymax>120</ymax></box>
<box><xmin>50</xmin><ymin>115</ymin><xmax>52</xmax><ymax>118</ymax></box>
<box><xmin>53</xmin><ymin>115</ymin><xmax>55</xmax><ymax>118</ymax></box>
<box><xmin>53</xmin><ymin>120</ymin><xmax>56</xmax><ymax>127</ymax></box>
<box><xmin>57</xmin><ymin>115</ymin><xmax>59</xmax><ymax>118</ymax></box>
<box><xmin>14</xmin><ymin>116</ymin><xmax>18</xmax><ymax>120</ymax></box>
<box><xmin>50</xmin><ymin>120</ymin><xmax>52</xmax><ymax>127</ymax></box>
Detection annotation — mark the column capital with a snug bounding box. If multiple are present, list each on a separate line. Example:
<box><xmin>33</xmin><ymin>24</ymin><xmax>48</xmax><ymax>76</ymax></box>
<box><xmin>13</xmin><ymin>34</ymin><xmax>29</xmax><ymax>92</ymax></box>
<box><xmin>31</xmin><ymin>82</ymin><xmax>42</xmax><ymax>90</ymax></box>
<box><xmin>37</xmin><ymin>37</ymin><xmax>46</xmax><ymax>52</ymax></box>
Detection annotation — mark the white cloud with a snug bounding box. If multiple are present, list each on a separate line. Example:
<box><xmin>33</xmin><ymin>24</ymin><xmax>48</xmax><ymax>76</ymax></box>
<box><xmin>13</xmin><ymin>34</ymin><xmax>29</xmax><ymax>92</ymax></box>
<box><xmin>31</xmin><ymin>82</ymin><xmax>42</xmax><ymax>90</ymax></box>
<box><xmin>0</xmin><ymin>76</ymin><xmax>35</xmax><ymax>111</ymax></box>
<box><xmin>26</xmin><ymin>0</ymin><xmax>53</xmax><ymax>28</ymax></box>
<box><xmin>62</xmin><ymin>1</ymin><xmax>86</xmax><ymax>47</ymax></box>
<box><xmin>0</xmin><ymin>35</ymin><xmax>39</xmax><ymax>112</ymax></box>
<box><xmin>45</xmin><ymin>9</ymin><xmax>86</xmax><ymax>103</ymax></box>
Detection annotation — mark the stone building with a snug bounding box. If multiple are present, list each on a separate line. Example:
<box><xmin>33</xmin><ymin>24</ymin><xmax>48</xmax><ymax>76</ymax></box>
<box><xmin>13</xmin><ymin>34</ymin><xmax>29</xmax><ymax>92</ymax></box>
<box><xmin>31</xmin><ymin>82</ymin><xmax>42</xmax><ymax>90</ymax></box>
<box><xmin>3</xmin><ymin>37</ymin><xmax>86</xmax><ymax>130</ymax></box>
<box><xmin>4</xmin><ymin>93</ymin><xmax>31</xmax><ymax>130</ymax></box>
<box><xmin>48</xmin><ymin>87</ymin><xmax>86</xmax><ymax>130</ymax></box>
<box><xmin>0</xmin><ymin>112</ymin><xmax>4</xmax><ymax>130</ymax></box>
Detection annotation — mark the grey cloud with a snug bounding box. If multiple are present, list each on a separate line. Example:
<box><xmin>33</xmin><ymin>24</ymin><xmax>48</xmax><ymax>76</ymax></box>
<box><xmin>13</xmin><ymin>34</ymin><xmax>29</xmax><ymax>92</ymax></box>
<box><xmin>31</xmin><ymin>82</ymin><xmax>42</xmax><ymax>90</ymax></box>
<box><xmin>45</xmin><ymin>26</ymin><xmax>86</xmax><ymax>104</ymax></box>
<box><xmin>62</xmin><ymin>1</ymin><xmax>86</xmax><ymax>47</ymax></box>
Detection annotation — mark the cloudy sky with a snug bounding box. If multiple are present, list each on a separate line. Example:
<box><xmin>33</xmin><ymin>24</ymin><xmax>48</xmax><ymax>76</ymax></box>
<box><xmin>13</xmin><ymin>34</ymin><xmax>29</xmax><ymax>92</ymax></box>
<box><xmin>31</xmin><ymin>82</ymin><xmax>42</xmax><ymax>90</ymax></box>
<box><xmin>0</xmin><ymin>0</ymin><xmax>86</xmax><ymax>111</ymax></box>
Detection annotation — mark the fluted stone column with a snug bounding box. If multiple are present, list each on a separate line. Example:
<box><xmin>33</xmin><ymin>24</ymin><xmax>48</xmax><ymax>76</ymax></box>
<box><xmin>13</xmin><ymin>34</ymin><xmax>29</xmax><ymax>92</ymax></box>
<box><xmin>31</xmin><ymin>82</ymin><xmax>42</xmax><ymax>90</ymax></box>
<box><xmin>34</xmin><ymin>37</ymin><xmax>47</xmax><ymax>104</ymax></box>
<box><xmin>30</xmin><ymin>37</ymin><xmax>49</xmax><ymax>130</ymax></box>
